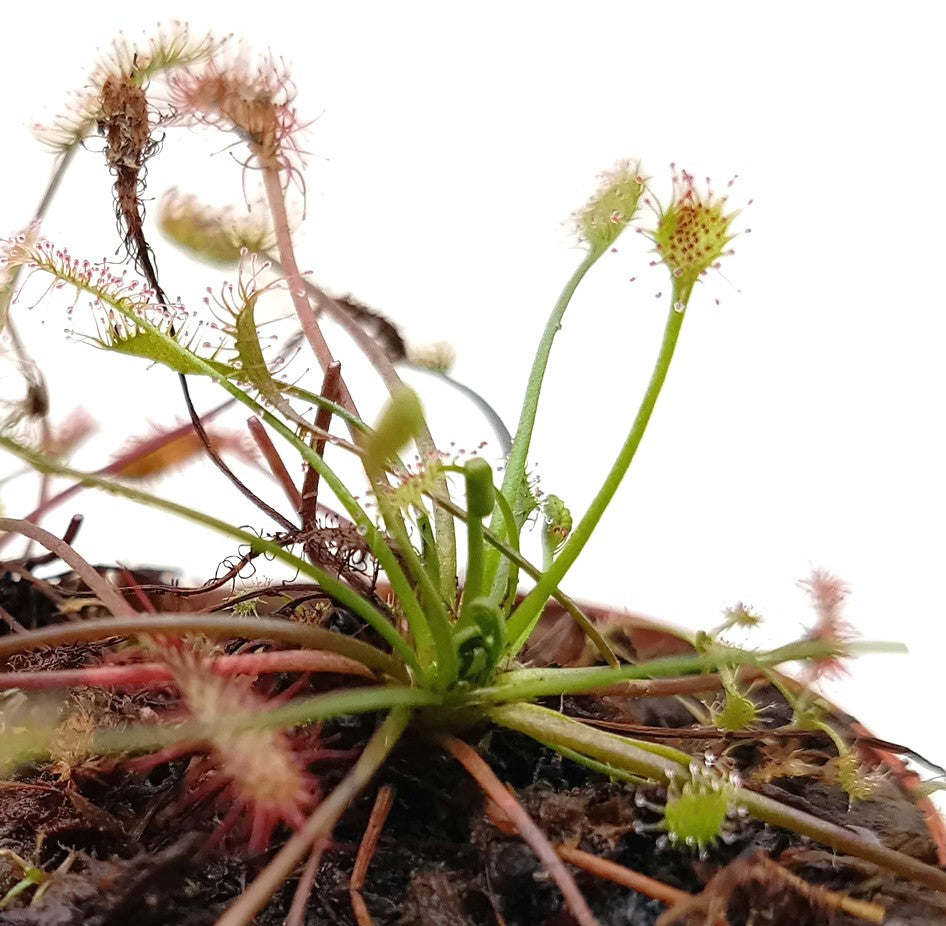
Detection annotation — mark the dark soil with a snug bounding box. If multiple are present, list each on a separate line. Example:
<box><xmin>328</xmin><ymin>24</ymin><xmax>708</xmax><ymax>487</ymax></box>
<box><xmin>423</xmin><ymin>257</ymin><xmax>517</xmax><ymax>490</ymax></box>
<box><xmin>1</xmin><ymin>567</ymin><xmax>945</xmax><ymax>925</ymax></box>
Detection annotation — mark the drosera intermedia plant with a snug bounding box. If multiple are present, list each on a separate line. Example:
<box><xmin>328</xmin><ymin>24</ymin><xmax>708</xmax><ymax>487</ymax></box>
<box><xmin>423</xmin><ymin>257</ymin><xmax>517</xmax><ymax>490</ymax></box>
<box><xmin>0</xmin><ymin>25</ymin><xmax>943</xmax><ymax>925</ymax></box>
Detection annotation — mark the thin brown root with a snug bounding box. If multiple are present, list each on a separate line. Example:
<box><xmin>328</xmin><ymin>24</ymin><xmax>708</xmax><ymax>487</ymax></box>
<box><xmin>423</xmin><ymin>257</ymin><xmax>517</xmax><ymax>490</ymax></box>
<box><xmin>178</xmin><ymin>374</ymin><xmax>296</xmax><ymax>531</ymax></box>
<box><xmin>485</xmin><ymin>799</ymin><xmax>689</xmax><ymax>909</ymax></box>
<box><xmin>435</xmin><ymin>733</ymin><xmax>598</xmax><ymax>926</ymax></box>
<box><xmin>655</xmin><ymin>850</ymin><xmax>886</xmax><ymax>926</ymax></box>
<box><xmin>555</xmin><ymin>845</ymin><xmax>690</xmax><ymax>908</ymax></box>
<box><xmin>283</xmin><ymin>837</ymin><xmax>330</xmax><ymax>926</ymax></box>
<box><xmin>350</xmin><ymin>784</ymin><xmax>395</xmax><ymax>926</ymax></box>
<box><xmin>116</xmin><ymin>564</ymin><xmax>159</xmax><ymax>614</ymax></box>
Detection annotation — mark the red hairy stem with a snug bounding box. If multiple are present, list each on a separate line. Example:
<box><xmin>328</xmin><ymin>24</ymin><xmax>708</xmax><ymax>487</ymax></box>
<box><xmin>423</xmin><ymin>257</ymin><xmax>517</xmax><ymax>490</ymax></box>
<box><xmin>215</xmin><ymin>709</ymin><xmax>409</xmax><ymax>926</ymax></box>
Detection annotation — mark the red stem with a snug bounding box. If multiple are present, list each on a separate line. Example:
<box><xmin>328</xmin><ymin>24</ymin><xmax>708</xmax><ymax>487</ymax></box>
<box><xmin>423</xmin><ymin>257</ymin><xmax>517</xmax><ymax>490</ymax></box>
<box><xmin>0</xmin><ymin>648</ymin><xmax>375</xmax><ymax>691</ymax></box>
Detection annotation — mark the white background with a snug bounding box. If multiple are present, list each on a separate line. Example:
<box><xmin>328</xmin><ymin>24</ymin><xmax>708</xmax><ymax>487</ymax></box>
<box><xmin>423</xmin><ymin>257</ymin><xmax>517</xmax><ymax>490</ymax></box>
<box><xmin>2</xmin><ymin>4</ymin><xmax>944</xmax><ymax>793</ymax></box>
